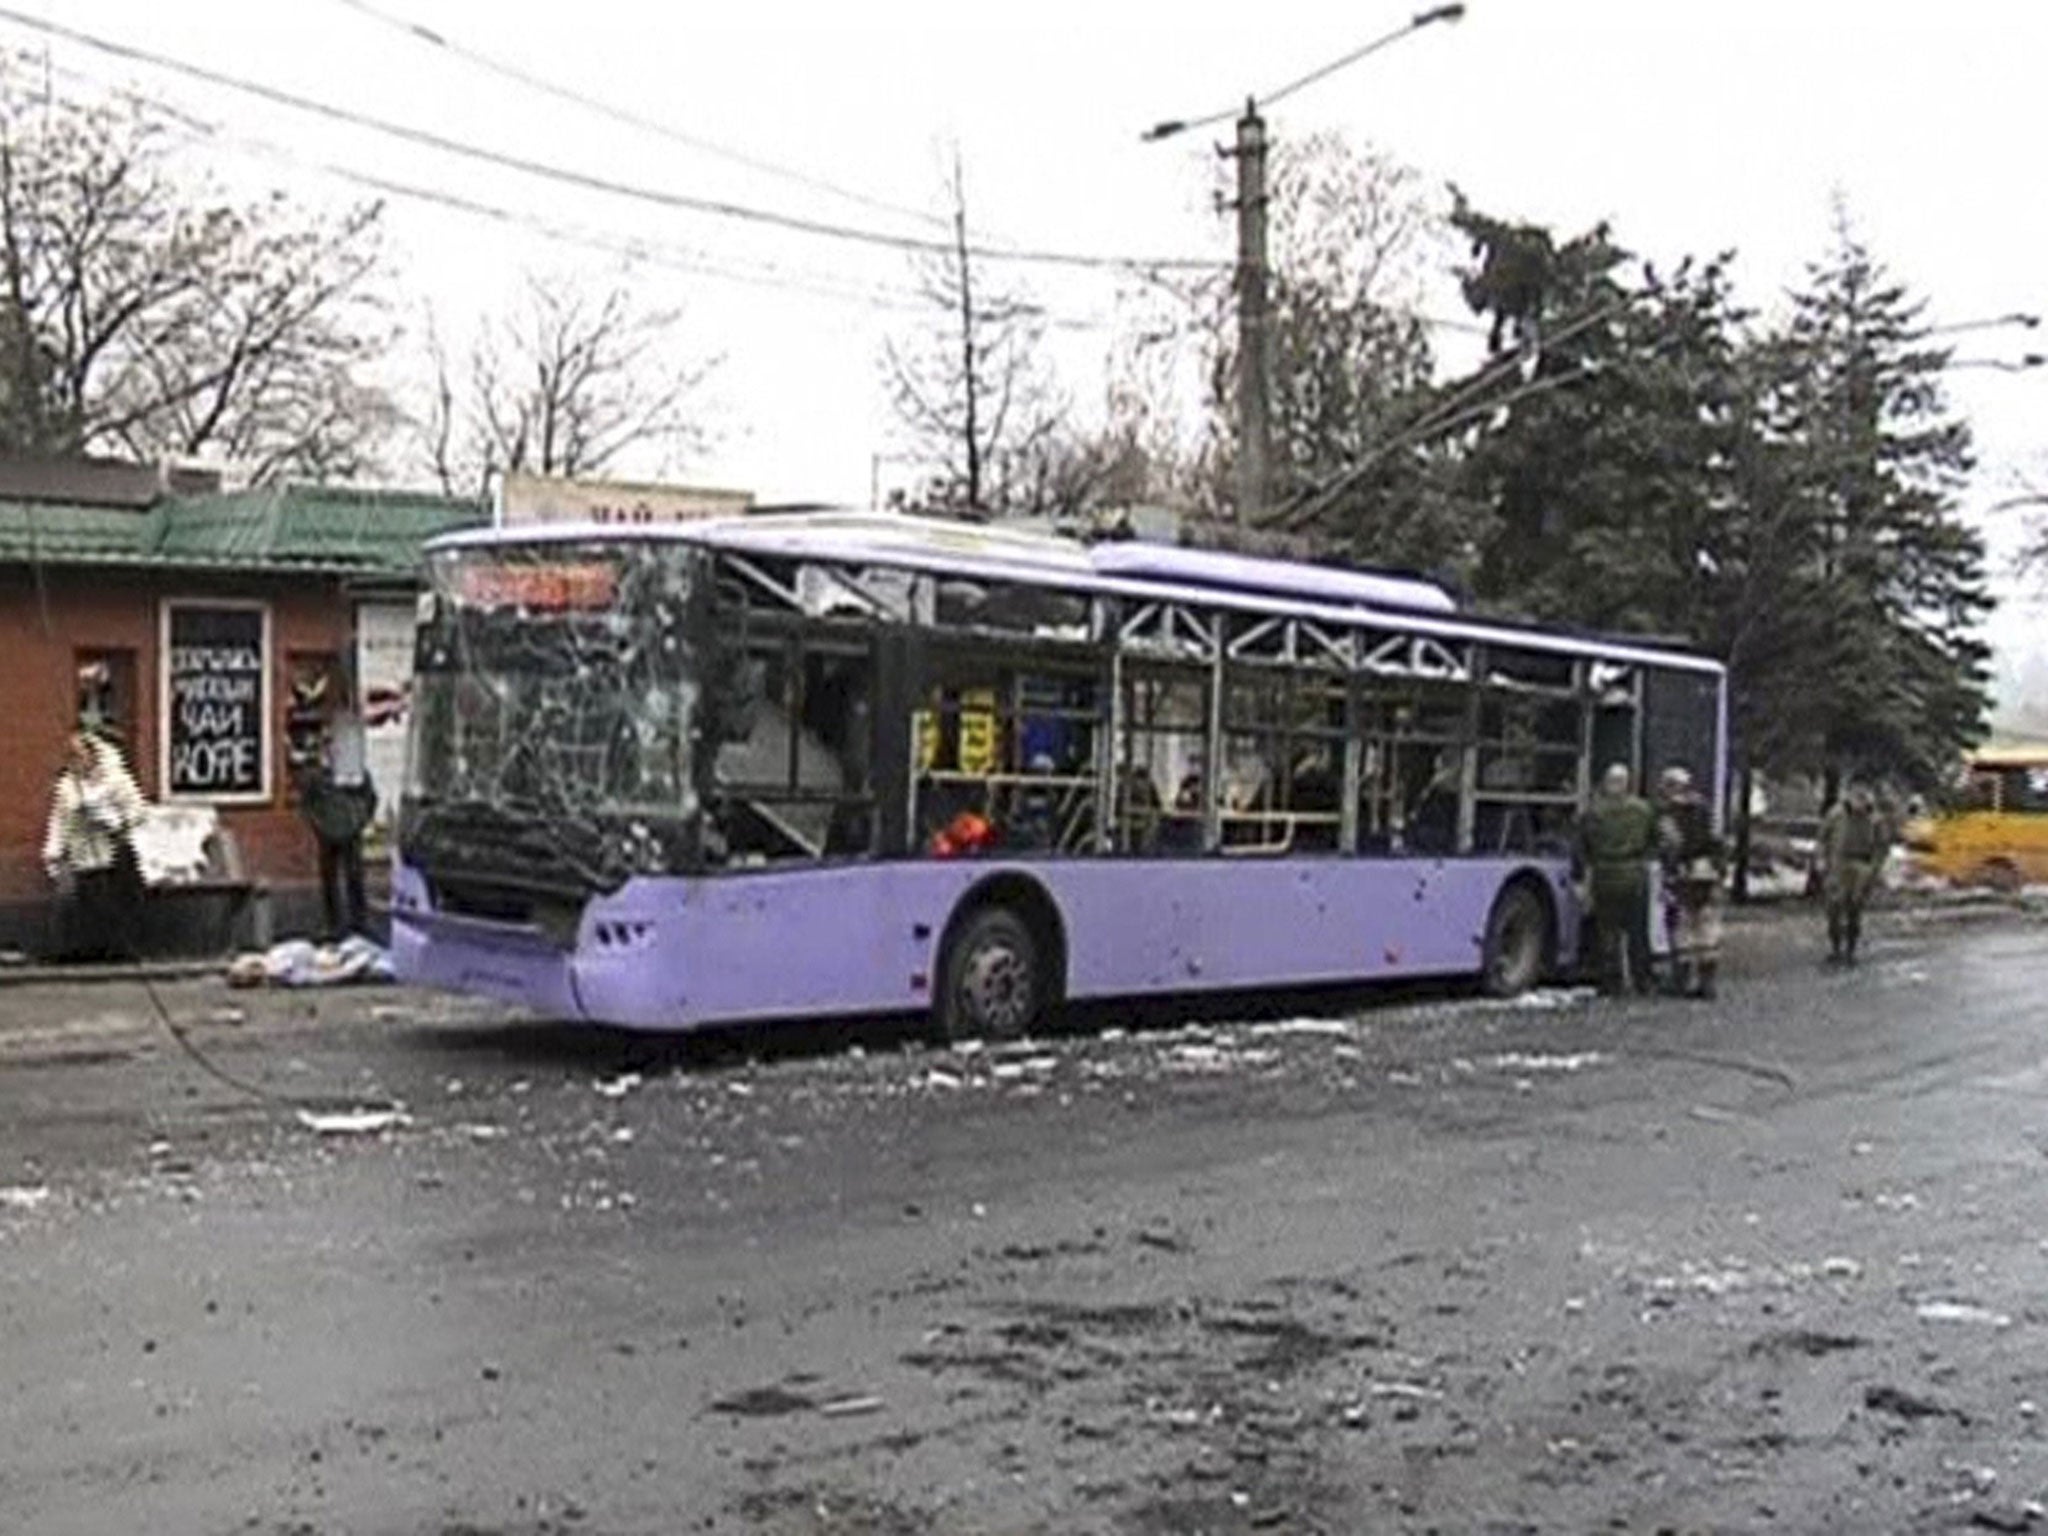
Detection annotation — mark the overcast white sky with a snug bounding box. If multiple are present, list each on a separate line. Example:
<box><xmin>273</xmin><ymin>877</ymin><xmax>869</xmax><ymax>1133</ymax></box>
<box><xmin>25</xmin><ymin>0</ymin><xmax>2048</xmax><ymax>728</ymax></box>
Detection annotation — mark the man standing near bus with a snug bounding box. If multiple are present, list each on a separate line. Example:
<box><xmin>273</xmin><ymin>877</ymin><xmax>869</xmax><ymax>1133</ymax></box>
<box><xmin>1576</xmin><ymin>763</ymin><xmax>1657</xmax><ymax>996</ymax></box>
<box><xmin>1820</xmin><ymin>783</ymin><xmax>1887</xmax><ymax>965</ymax></box>
<box><xmin>1656</xmin><ymin>766</ymin><xmax>1725</xmax><ymax>998</ymax></box>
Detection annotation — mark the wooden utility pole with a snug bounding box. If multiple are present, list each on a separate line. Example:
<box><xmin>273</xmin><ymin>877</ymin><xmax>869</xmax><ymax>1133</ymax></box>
<box><xmin>1233</xmin><ymin>101</ymin><xmax>1271</xmax><ymax>525</ymax></box>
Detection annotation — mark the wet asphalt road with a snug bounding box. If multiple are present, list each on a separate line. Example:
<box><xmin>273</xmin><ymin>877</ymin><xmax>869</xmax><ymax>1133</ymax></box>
<box><xmin>4</xmin><ymin>904</ymin><xmax>2048</xmax><ymax>1535</ymax></box>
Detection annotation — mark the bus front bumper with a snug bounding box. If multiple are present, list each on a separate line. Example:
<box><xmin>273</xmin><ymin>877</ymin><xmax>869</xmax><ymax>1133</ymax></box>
<box><xmin>390</xmin><ymin>903</ymin><xmax>589</xmax><ymax>1022</ymax></box>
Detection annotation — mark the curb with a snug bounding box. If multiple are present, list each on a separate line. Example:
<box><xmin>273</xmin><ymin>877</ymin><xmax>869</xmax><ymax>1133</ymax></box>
<box><xmin>0</xmin><ymin>958</ymin><xmax>224</xmax><ymax>989</ymax></box>
<box><xmin>1724</xmin><ymin>892</ymin><xmax>2026</xmax><ymax>924</ymax></box>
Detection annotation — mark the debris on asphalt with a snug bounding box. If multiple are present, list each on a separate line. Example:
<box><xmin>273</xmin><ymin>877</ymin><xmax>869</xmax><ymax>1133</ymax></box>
<box><xmin>1245</xmin><ymin>1018</ymin><xmax>1357</xmax><ymax>1039</ymax></box>
<box><xmin>1916</xmin><ymin>1299</ymin><xmax>2013</xmax><ymax>1327</ymax></box>
<box><xmin>0</xmin><ymin>1184</ymin><xmax>52</xmax><ymax>1211</ymax></box>
<box><xmin>990</xmin><ymin>1055</ymin><xmax>1059</xmax><ymax>1081</ymax></box>
<box><xmin>1489</xmin><ymin>1051</ymin><xmax>1607</xmax><ymax>1073</ymax></box>
<box><xmin>1489</xmin><ymin>986</ymin><xmax>1596</xmax><ymax>1011</ymax></box>
<box><xmin>593</xmin><ymin>1072</ymin><xmax>642</xmax><ymax>1099</ymax></box>
<box><xmin>1864</xmin><ymin>1383</ymin><xmax>1959</xmax><ymax>1421</ymax></box>
<box><xmin>294</xmin><ymin>1107</ymin><xmax>411</xmax><ymax>1136</ymax></box>
<box><xmin>1970</xmin><ymin>1506</ymin><xmax>2042</xmax><ymax>1534</ymax></box>
<box><xmin>1748</xmin><ymin>1329</ymin><xmax>1864</xmax><ymax>1358</ymax></box>
<box><xmin>709</xmin><ymin>1385</ymin><xmax>813</xmax><ymax>1418</ymax></box>
<box><xmin>817</xmin><ymin>1394</ymin><xmax>885</xmax><ymax>1417</ymax></box>
<box><xmin>1365</xmin><ymin>1380</ymin><xmax>1444</xmax><ymax>1401</ymax></box>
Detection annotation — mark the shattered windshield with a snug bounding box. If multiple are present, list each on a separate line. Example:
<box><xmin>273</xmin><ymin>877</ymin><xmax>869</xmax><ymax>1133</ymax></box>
<box><xmin>403</xmin><ymin>539</ymin><xmax>705</xmax><ymax>892</ymax></box>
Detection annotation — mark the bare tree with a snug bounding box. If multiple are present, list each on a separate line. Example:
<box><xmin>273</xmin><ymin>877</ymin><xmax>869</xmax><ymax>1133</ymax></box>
<box><xmin>0</xmin><ymin>69</ymin><xmax>394</xmax><ymax>480</ymax></box>
<box><xmin>424</xmin><ymin>272</ymin><xmax>718</xmax><ymax>500</ymax></box>
<box><xmin>881</xmin><ymin>154</ymin><xmax>1068</xmax><ymax>518</ymax></box>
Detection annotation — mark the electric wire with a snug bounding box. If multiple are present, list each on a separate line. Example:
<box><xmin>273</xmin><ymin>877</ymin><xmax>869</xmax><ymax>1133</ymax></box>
<box><xmin>140</xmin><ymin>970</ymin><xmax>405</xmax><ymax>1120</ymax></box>
<box><xmin>0</xmin><ymin>6</ymin><xmax>1223</xmax><ymax>274</ymax></box>
<box><xmin>14</xmin><ymin>43</ymin><xmax>1478</xmax><ymax>344</ymax></box>
<box><xmin>325</xmin><ymin>0</ymin><xmax>951</xmax><ymax>234</ymax></box>
<box><xmin>21</xmin><ymin>49</ymin><xmax>1121</xmax><ymax>331</ymax></box>
<box><xmin>1270</xmin><ymin>296</ymin><xmax>1635</xmax><ymax>528</ymax></box>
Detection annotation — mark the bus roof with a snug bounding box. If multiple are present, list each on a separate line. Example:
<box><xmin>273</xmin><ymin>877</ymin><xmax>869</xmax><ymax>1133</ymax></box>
<box><xmin>429</xmin><ymin>511</ymin><xmax>1724</xmax><ymax>677</ymax></box>
<box><xmin>1969</xmin><ymin>743</ymin><xmax>2048</xmax><ymax>769</ymax></box>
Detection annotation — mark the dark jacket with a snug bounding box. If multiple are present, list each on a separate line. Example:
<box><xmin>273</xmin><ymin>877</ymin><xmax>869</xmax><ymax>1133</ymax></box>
<box><xmin>1577</xmin><ymin>793</ymin><xmax>1656</xmax><ymax>895</ymax></box>
<box><xmin>300</xmin><ymin>770</ymin><xmax>376</xmax><ymax>846</ymax></box>
<box><xmin>1658</xmin><ymin>794</ymin><xmax>1723</xmax><ymax>877</ymax></box>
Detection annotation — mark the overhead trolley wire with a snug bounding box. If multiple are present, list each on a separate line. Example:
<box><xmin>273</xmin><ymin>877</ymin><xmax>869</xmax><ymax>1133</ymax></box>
<box><xmin>325</xmin><ymin>0</ymin><xmax>951</xmax><ymax>234</ymax></box>
<box><xmin>29</xmin><ymin>52</ymin><xmax>1121</xmax><ymax>331</ymax></box>
<box><xmin>0</xmin><ymin>6</ymin><xmax>1224</xmax><ymax>275</ymax></box>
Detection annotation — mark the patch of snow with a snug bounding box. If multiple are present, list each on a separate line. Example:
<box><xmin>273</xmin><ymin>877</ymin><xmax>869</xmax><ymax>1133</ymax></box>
<box><xmin>1490</xmin><ymin>1051</ymin><xmax>1608</xmax><ymax>1073</ymax></box>
<box><xmin>1494</xmin><ymin>987</ymin><xmax>1598</xmax><ymax>1012</ymax></box>
<box><xmin>1915</xmin><ymin>1299</ymin><xmax>2013</xmax><ymax>1328</ymax></box>
<box><xmin>1245</xmin><ymin>1018</ymin><xmax>1357</xmax><ymax>1039</ymax></box>
<box><xmin>294</xmin><ymin>1107</ymin><xmax>411</xmax><ymax>1136</ymax></box>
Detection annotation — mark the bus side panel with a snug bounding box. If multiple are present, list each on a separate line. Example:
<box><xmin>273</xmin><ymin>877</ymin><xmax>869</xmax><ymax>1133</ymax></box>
<box><xmin>571</xmin><ymin>862</ymin><xmax>991</xmax><ymax>1029</ymax></box>
<box><xmin>1046</xmin><ymin>858</ymin><xmax>1579</xmax><ymax>1000</ymax></box>
<box><xmin>579</xmin><ymin>857</ymin><xmax>1576</xmax><ymax>1027</ymax></box>
<box><xmin>403</xmin><ymin>856</ymin><xmax>1581</xmax><ymax>1032</ymax></box>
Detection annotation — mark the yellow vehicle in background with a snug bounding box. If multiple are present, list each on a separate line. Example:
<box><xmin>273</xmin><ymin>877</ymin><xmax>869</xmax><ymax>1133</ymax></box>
<box><xmin>1905</xmin><ymin>743</ymin><xmax>2048</xmax><ymax>892</ymax></box>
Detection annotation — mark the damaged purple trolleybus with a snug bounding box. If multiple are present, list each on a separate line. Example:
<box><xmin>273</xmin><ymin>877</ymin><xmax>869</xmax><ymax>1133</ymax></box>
<box><xmin>392</xmin><ymin>512</ymin><xmax>1726</xmax><ymax>1038</ymax></box>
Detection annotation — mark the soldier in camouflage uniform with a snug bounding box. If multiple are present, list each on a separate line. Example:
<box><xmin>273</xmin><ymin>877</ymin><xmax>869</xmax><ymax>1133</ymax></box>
<box><xmin>1820</xmin><ymin>784</ymin><xmax>1888</xmax><ymax>965</ymax></box>
<box><xmin>1575</xmin><ymin>763</ymin><xmax>1658</xmax><ymax>996</ymax></box>
<box><xmin>1655</xmin><ymin>766</ymin><xmax>1725</xmax><ymax>999</ymax></box>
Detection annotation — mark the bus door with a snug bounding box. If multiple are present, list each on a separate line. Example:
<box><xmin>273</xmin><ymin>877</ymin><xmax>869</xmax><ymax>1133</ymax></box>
<box><xmin>1590</xmin><ymin>674</ymin><xmax>1639</xmax><ymax>787</ymax></box>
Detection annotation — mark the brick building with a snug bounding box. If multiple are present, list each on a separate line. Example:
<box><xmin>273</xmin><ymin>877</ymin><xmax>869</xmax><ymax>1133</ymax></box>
<box><xmin>0</xmin><ymin>461</ymin><xmax>484</xmax><ymax>951</ymax></box>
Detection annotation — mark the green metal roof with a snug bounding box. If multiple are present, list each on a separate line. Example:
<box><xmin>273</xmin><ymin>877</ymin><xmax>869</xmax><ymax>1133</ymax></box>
<box><xmin>0</xmin><ymin>482</ymin><xmax>487</xmax><ymax>577</ymax></box>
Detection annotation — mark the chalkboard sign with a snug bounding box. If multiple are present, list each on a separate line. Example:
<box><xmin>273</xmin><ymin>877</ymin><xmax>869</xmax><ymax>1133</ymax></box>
<box><xmin>163</xmin><ymin>602</ymin><xmax>270</xmax><ymax>801</ymax></box>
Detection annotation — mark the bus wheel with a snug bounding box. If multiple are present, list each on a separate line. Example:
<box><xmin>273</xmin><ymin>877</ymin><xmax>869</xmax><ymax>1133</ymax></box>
<box><xmin>937</xmin><ymin>906</ymin><xmax>1043</xmax><ymax>1044</ymax></box>
<box><xmin>1980</xmin><ymin>857</ymin><xmax>2023</xmax><ymax>895</ymax></box>
<box><xmin>1481</xmin><ymin>882</ymin><xmax>1551</xmax><ymax>998</ymax></box>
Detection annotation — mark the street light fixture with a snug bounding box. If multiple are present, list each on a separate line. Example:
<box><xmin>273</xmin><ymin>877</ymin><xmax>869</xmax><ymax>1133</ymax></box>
<box><xmin>1142</xmin><ymin>6</ymin><xmax>1468</xmax><ymax>522</ymax></box>
<box><xmin>1947</xmin><ymin>354</ymin><xmax>2047</xmax><ymax>372</ymax></box>
<box><xmin>1927</xmin><ymin>312</ymin><xmax>2041</xmax><ymax>337</ymax></box>
<box><xmin>1141</xmin><ymin>7</ymin><xmax>1467</xmax><ymax>143</ymax></box>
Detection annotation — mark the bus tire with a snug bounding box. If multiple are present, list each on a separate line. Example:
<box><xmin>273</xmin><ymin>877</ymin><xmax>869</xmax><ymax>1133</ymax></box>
<box><xmin>936</xmin><ymin>905</ymin><xmax>1045</xmax><ymax>1044</ymax></box>
<box><xmin>1979</xmin><ymin>857</ymin><xmax>2023</xmax><ymax>895</ymax></box>
<box><xmin>1480</xmin><ymin>880</ymin><xmax>1552</xmax><ymax>998</ymax></box>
